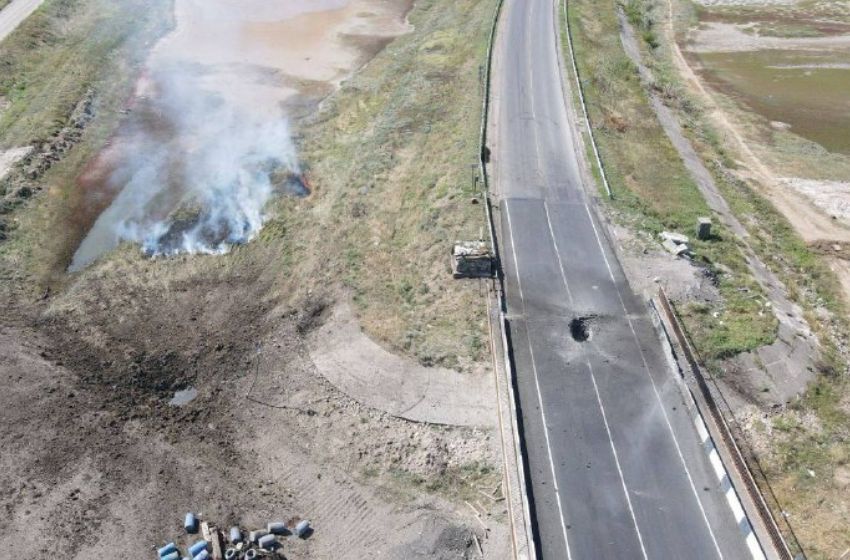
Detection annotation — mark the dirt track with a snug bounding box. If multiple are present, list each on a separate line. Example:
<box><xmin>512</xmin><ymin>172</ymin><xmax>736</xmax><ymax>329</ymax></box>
<box><xmin>0</xmin><ymin>0</ymin><xmax>44</xmax><ymax>43</ymax></box>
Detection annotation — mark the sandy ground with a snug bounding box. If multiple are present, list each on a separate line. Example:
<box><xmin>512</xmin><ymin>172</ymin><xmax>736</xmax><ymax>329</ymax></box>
<box><xmin>674</xmin><ymin>0</ymin><xmax>850</xmax><ymax>321</ymax></box>
<box><xmin>779</xmin><ymin>178</ymin><xmax>850</xmax><ymax>224</ymax></box>
<box><xmin>686</xmin><ymin>21</ymin><xmax>850</xmax><ymax>52</ymax></box>
<box><xmin>693</xmin><ymin>0</ymin><xmax>797</xmax><ymax>5</ymax></box>
<box><xmin>0</xmin><ymin>0</ymin><xmax>43</xmax><ymax>43</ymax></box>
<box><xmin>670</xmin><ymin>0</ymin><xmax>850</xmax><ymax>311</ymax></box>
<box><xmin>0</xmin><ymin>146</ymin><xmax>31</xmax><ymax>181</ymax></box>
<box><xmin>0</xmin><ymin>299</ymin><xmax>507</xmax><ymax>560</ymax></box>
<box><xmin>612</xmin><ymin>223</ymin><xmax>722</xmax><ymax>304</ymax></box>
<box><xmin>666</xmin><ymin>0</ymin><xmax>850</xmax><ymax>249</ymax></box>
<box><xmin>147</xmin><ymin>0</ymin><xmax>413</xmax><ymax>115</ymax></box>
<box><xmin>308</xmin><ymin>303</ymin><xmax>497</xmax><ymax>427</ymax></box>
<box><xmin>618</xmin><ymin>8</ymin><xmax>819</xmax><ymax>407</ymax></box>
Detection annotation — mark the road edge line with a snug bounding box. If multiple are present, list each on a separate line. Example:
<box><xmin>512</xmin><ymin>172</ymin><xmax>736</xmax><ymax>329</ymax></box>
<box><xmin>558</xmin><ymin>0</ymin><xmax>613</xmax><ymax>199</ymax></box>
<box><xmin>651</xmin><ymin>289</ymin><xmax>794</xmax><ymax>560</ymax></box>
<box><xmin>478</xmin><ymin>1</ymin><xmax>537</xmax><ymax>559</ymax></box>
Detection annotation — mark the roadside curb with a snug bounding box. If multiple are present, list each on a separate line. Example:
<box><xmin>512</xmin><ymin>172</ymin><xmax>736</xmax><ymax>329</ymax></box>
<box><xmin>560</xmin><ymin>0</ymin><xmax>613</xmax><ymax>199</ymax></box>
<box><xmin>651</xmin><ymin>288</ymin><xmax>795</xmax><ymax>560</ymax></box>
<box><xmin>478</xmin><ymin>0</ymin><xmax>537</xmax><ymax>559</ymax></box>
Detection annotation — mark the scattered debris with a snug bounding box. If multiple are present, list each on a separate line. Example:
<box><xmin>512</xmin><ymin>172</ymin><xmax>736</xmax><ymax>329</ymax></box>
<box><xmin>294</xmin><ymin>519</ymin><xmax>311</xmax><ymax>538</ymax></box>
<box><xmin>267</xmin><ymin>522</ymin><xmax>287</xmax><ymax>535</ymax></box>
<box><xmin>662</xmin><ymin>238</ymin><xmax>690</xmax><ymax>256</ymax></box>
<box><xmin>451</xmin><ymin>240</ymin><xmax>493</xmax><ymax>278</ymax></box>
<box><xmin>660</xmin><ymin>231</ymin><xmax>692</xmax><ymax>257</ymax></box>
<box><xmin>258</xmin><ymin>534</ymin><xmax>278</xmax><ymax>550</ymax></box>
<box><xmin>188</xmin><ymin>539</ymin><xmax>209</xmax><ymax>557</ymax></box>
<box><xmin>158</xmin><ymin>542</ymin><xmax>178</xmax><ymax>557</ymax></box>
<box><xmin>157</xmin><ymin>513</ymin><xmax>312</xmax><ymax>560</ymax></box>
<box><xmin>660</xmin><ymin>231</ymin><xmax>690</xmax><ymax>245</ymax></box>
<box><xmin>248</xmin><ymin>529</ymin><xmax>267</xmax><ymax>544</ymax></box>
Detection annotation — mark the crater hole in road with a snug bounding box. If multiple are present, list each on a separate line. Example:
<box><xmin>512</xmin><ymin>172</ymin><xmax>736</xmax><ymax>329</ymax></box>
<box><xmin>569</xmin><ymin>316</ymin><xmax>595</xmax><ymax>342</ymax></box>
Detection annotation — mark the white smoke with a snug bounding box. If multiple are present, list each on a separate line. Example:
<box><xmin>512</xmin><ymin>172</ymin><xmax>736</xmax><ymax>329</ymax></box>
<box><xmin>69</xmin><ymin>63</ymin><xmax>300</xmax><ymax>271</ymax></box>
<box><xmin>120</xmin><ymin>66</ymin><xmax>298</xmax><ymax>254</ymax></box>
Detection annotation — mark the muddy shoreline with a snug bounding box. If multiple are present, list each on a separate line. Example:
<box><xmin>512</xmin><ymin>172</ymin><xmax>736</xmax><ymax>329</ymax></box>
<box><xmin>68</xmin><ymin>0</ymin><xmax>414</xmax><ymax>272</ymax></box>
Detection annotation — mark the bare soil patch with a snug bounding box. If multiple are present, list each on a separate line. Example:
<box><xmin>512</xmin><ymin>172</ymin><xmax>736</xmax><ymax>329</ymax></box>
<box><xmin>0</xmin><ymin>146</ymin><xmax>30</xmax><ymax>181</ymax></box>
<box><xmin>779</xmin><ymin>178</ymin><xmax>850</xmax><ymax>225</ymax></box>
<box><xmin>307</xmin><ymin>302</ymin><xmax>497</xmax><ymax>427</ymax></box>
<box><xmin>0</xmin><ymin>199</ymin><xmax>504</xmax><ymax>559</ymax></box>
<box><xmin>686</xmin><ymin>21</ymin><xmax>850</xmax><ymax>52</ymax></box>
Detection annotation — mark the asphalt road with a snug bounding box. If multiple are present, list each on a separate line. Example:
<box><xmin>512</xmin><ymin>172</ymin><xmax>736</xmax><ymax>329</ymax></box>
<box><xmin>0</xmin><ymin>0</ymin><xmax>43</xmax><ymax>43</ymax></box>
<box><xmin>489</xmin><ymin>1</ymin><xmax>755</xmax><ymax>558</ymax></box>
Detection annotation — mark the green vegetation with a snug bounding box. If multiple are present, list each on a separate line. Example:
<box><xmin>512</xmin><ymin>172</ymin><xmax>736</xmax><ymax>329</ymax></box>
<box><xmin>388</xmin><ymin>461</ymin><xmax>501</xmax><ymax>505</ymax></box>
<box><xmin>0</xmin><ymin>0</ymin><xmax>170</xmax><ymax>148</ymax></box>
<box><xmin>0</xmin><ymin>0</ymin><xmax>173</xmax><ymax>289</ymax></box>
<box><xmin>0</xmin><ymin>1</ymin><xmax>12</xmax><ymax>13</ymax></box>
<box><xmin>293</xmin><ymin>0</ymin><xmax>496</xmax><ymax>369</ymax></box>
<box><xmin>562</xmin><ymin>0</ymin><xmax>776</xmax><ymax>364</ymax></box>
<box><xmin>380</xmin><ymin>449</ymin><xmax>503</xmax><ymax>512</ymax></box>
<box><xmin>697</xmin><ymin>50</ymin><xmax>850</xmax><ymax>155</ymax></box>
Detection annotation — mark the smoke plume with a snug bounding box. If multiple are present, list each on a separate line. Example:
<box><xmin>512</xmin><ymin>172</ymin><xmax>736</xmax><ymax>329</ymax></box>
<box><xmin>70</xmin><ymin>62</ymin><xmax>300</xmax><ymax>271</ymax></box>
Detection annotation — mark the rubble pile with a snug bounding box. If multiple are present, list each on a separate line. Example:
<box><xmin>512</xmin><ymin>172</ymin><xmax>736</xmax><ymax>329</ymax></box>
<box><xmin>156</xmin><ymin>513</ymin><xmax>312</xmax><ymax>560</ymax></box>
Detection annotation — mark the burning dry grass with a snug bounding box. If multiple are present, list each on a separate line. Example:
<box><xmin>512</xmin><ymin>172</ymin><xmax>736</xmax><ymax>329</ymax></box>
<box><xmin>0</xmin><ymin>0</ymin><xmax>497</xmax><ymax>466</ymax></box>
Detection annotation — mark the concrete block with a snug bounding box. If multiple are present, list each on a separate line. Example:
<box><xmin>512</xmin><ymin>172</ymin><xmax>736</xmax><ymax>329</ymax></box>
<box><xmin>663</xmin><ymin>238</ymin><xmax>689</xmax><ymax>257</ymax></box>
<box><xmin>697</xmin><ymin>217</ymin><xmax>712</xmax><ymax>240</ymax></box>
<box><xmin>660</xmin><ymin>231</ymin><xmax>689</xmax><ymax>245</ymax></box>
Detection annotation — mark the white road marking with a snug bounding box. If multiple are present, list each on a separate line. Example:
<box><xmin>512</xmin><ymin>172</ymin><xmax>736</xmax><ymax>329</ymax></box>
<box><xmin>588</xmin><ymin>360</ymin><xmax>649</xmax><ymax>560</ymax></box>
<box><xmin>504</xmin><ymin>200</ymin><xmax>573</xmax><ymax>560</ymax></box>
<box><xmin>695</xmin><ymin>415</ymin><xmax>710</xmax><ymax>443</ymax></box>
<box><xmin>545</xmin><ymin>198</ymin><xmax>649</xmax><ymax>552</ymax></box>
<box><xmin>581</xmin><ymin>202</ymin><xmax>725</xmax><ymax>559</ymax></box>
<box><xmin>525</xmin><ymin>2</ymin><xmax>545</xmax><ymax>187</ymax></box>
<box><xmin>747</xmin><ymin>533</ymin><xmax>767</xmax><ymax>560</ymax></box>
<box><xmin>543</xmin><ymin>201</ymin><xmax>575</xmax><ymax>305</ymax></box>
<box><xmin>709</xmin><ymin>448</ymin><xmax>726</xmax><ymax>481</ymax></box>
<box><xmin>726</xmin><ymin>487</ymin><xmax>746</xmax><ymax>522</ymax></box>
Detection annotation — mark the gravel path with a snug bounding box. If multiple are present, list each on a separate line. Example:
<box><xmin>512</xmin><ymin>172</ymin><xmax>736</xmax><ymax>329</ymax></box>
<box><xmin>0</xmin><ymin>0</ymin><xmax>43</xmax><ymax>44</ymax></box>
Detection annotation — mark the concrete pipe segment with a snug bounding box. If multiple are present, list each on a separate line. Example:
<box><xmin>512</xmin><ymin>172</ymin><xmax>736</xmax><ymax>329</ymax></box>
<box><xmin>157</xmin><ymin>543</ymin><xmax>178</xmax><ymax>557</ymax></box>
<box><xmin>267</xmin><ymin>521</ymin><xmax>287</xmax><ymax>535</ymax></box>
<box><xmin>188</xmin><ymin>540</ymin><xmax>208</xmax><ymax>557</ymax></box>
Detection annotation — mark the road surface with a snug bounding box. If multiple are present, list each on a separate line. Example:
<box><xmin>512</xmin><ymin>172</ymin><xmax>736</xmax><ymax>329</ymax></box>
<box><xmin>488</xmin><ymin>1</ymin><xmax>755</xmax><ymax>558</ymax></box>
<box><xmin>0</xmin><ymin>0</ymin><xmax>42</xmax><ymax>43</ymax></box>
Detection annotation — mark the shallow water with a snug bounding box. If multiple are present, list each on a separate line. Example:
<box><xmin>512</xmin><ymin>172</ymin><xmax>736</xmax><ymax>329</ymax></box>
<box><xmin>696</xmin><ymin>49</ymin><xmax>850</xmax><ymax>154</ymax></box>
<box><xmin>68</xmin><ymin>0</ymin><xmax>412</xmax><ymax>272</ymax></box>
